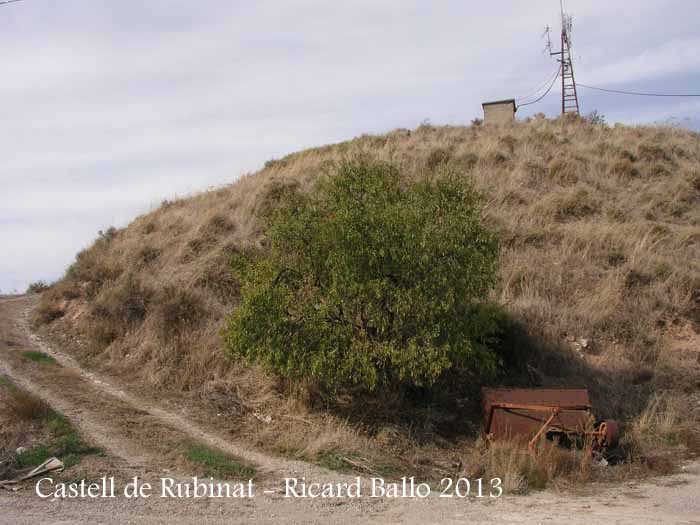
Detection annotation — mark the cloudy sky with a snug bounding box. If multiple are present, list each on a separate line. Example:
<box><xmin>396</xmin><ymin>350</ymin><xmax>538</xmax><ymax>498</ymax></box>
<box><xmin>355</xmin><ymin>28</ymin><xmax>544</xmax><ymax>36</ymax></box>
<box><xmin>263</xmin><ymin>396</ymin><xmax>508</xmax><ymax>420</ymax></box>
<box><xmin>1</xmin><ymin>0</ymin><xmax>699</xmax><ymax>292</ymax></box>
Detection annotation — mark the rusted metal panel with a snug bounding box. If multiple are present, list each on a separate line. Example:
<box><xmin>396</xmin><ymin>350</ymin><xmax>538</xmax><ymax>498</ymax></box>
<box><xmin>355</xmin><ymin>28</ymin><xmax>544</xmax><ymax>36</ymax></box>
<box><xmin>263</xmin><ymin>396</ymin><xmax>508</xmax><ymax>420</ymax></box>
<box><xmin>481</xmin><ymin>388</ymin><xmax>619</xmax><ymax>450</ymax></box>
<box><xmin>488</xmin><ymin>407</ymin><xmax>592</xmax><ymax>441</ymax></box>
<box><xmin>483</xmin><ymin>388</ymin><xmax>591</xmax><ymax>412</ymax></box>
<box><xmin>482</xmin><ymin>388</ymin><xmax>593</xmax><ymax>441</ymax></box>
<box><xmin>600</xmin><ymin>419</ymin><xmax>619</xmax><ymax>447</ymax></box>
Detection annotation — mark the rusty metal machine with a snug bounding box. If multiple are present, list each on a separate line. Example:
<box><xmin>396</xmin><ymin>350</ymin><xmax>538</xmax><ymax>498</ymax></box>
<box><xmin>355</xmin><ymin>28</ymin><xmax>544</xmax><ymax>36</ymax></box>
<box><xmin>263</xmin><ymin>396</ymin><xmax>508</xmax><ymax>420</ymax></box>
<box><xmin>481</xmin><ymin>388</ymin><xmax>618</xmax><ymax>451</ymax></box>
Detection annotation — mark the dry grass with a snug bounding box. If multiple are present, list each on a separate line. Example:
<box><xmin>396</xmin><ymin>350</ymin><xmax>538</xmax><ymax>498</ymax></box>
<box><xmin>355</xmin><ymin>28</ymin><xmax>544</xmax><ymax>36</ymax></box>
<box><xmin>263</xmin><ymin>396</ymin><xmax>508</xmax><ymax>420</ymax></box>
<box><xmin>32</xmin><ymin>300</ymin><xmax>65</xmax><ymax>325</ymax></box>
<box><xmin>1</xmin><ymin>379</ymin><xmax>52</xmax><ymax>472</ymax></box>
<box><xmin>7</xmin><ymin>388</ymin><xmax>54</xmax><ymax>421</ymax></box>
<box><xmin>621</xmin><ymin>393</ymin><xmax>700</xmax><ymax>472</ymax></box>
<box><xmin>26</xmin><ymin>280</ymin><xmax>51</xmax><ymax>294</ymax></box>
<box><xmin>33</xmin><ymin>115</ymin><xmax>700</xmax><ymax>479</ymax></box>
<box><xmin>1</xmin><ymin>379</ymin><xmax>101</xmax><ymax>476</ymax></box>
<box><xmin>87</xmin><ymin>274</ymin><xmax>152</xmax><ymax>346</ymax></box>
<box><xmin>627</xmin><ymin>394</ymin><xmax>683</xmax><ymax>450</ymax></box>
<box><xmin>462</xmin><ymin>437</ymin><xmax>592</xmax><ymax>494</ymax></box>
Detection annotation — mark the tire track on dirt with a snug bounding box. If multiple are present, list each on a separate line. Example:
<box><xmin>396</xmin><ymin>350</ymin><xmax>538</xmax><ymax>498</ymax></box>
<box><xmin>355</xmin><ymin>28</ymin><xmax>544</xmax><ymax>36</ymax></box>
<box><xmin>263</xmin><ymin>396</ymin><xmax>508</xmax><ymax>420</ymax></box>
<box><xmin>0</xmin><ymin>295</ymin><xmax>336</xmax><ymax>481</ymax></box>
<box><xmin>5</xmin><ymin>295</ymin><xmax>700</xmax><ymax>524</ymax></box>
<box><xmin>0</xmin><ymin>295</ymin><xmax>392</xmax><ymax>523</ymax></box>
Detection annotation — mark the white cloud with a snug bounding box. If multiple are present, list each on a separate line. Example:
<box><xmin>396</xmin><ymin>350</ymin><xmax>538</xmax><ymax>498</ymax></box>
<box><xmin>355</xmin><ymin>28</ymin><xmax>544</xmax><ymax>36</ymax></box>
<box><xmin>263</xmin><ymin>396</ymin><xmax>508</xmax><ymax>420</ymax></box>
<box><xmin>1</xmin><ymin>0</ymin><xmax>699</xmax><ymax>291</ymax></box>
<box><xmin>580</xmin><ymin>36</ymin><xmax>700</xmax><ymax>86</ymax></box>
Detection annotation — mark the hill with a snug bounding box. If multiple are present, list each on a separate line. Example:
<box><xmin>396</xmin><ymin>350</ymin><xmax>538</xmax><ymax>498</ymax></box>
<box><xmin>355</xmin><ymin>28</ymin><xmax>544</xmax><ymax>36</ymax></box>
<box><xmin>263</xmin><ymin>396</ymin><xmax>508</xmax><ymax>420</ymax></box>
<box><xmin>34</xmin><ymin>114</ymin><xmax>700</xmax><ymax>487</ymax></box>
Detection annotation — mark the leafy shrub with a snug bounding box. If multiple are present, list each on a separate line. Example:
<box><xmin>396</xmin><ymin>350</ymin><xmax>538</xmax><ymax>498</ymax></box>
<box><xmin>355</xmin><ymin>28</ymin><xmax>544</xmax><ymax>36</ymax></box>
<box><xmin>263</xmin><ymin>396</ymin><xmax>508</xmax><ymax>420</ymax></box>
<box><xmin>257</xmin><ymin>180</ymin><xmax>301</xmax><ymax>219</ymax></box>
<box><xmin>584</xmin><ymin>110</ymin><xmax>606</xmax><ymax>126</ymax></box>
<box><xmin>224</xmin><ymin>158</ymin><xmax>502</xmax><ymax>395</ymax></box>
<box><xmin>26</xmin><ymin>280</ymin><xmax>51</xmax><ymax>294</ymax></box>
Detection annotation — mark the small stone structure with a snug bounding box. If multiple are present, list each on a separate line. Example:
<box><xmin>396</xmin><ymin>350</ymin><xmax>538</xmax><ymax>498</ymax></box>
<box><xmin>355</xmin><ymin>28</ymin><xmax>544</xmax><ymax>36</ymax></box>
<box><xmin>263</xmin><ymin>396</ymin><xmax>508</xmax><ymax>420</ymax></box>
<box><xmin>481</xmin><ymin>99</ymin><xmax>516</xmax><ymax>125</ymax></box>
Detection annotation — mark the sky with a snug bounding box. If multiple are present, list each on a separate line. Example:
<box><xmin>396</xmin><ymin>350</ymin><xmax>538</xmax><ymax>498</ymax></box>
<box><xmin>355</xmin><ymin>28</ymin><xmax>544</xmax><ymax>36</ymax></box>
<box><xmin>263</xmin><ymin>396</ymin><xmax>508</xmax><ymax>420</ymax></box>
<box><xmin>1</xmin><ymin>0</ymin><xmax>699</xmax><ymax>292</ymax></box>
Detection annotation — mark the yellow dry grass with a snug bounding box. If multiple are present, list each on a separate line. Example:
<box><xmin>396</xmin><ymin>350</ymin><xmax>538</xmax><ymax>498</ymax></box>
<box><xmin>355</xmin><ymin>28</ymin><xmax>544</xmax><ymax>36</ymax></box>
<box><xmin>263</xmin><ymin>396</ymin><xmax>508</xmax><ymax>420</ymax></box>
<box><xmin>0</xmin><ymin>378</ymin><xmax>53</xmax><ymax>462</ymax></box>
<box><xmin>462</xmin><ymin>436</ymin><xmax>592</xmax><ymax>494</ymax></box>
<box><xmin>34</xmin><ymin>114</ymin><xmax>700</xmax><ymax>478</ymax></box>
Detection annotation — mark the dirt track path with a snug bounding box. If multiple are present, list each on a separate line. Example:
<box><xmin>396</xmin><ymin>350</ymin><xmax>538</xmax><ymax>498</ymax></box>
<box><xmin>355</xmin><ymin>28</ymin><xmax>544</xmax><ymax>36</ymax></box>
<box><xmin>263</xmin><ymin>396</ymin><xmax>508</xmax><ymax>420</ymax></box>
<box><xmin>2</xmin><ymin>295</ymin><xmax>700</xmax><ymax>524</ymax></box>
<box><xmin>9</xmin><ymin>295</ymin><xmax>326</xmax><ymax>479</ymax></box>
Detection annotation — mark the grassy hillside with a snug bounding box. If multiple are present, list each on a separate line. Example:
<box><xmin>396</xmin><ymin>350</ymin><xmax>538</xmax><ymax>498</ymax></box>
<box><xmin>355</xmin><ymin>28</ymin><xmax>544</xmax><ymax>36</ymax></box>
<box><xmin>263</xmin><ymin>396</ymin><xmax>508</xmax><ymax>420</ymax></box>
<box><xmin>35</xmin><ymin>114</ymin><xmax>700</xmax><ymax>487</ymax></box>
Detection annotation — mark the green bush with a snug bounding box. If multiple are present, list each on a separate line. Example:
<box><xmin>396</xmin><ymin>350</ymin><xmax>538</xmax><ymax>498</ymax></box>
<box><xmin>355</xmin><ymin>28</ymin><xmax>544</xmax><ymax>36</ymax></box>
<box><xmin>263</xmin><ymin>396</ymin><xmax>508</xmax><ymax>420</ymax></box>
<box><xmin>223</xmin><ymin>158</ymin><xmax>502</xmax><ymax>395</ymax></box>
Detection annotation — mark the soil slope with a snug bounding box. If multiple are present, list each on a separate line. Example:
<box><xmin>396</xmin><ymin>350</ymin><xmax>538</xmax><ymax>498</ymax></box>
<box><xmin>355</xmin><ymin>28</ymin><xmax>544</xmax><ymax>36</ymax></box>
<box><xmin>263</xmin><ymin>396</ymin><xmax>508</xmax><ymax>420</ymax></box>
<box><xmin>33</xmin><ymin>116</ymin><xmax>700</xmax><ymax>476</ymax></box>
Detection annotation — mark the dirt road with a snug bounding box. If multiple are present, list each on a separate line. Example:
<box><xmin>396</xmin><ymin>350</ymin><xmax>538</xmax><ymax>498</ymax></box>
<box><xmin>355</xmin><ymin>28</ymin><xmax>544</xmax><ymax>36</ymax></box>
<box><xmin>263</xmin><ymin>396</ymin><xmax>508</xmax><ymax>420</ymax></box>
<box><xmin>1</xmin><ymin>295</ymin><xmax>699</xmax><ymax>524</ymax></box>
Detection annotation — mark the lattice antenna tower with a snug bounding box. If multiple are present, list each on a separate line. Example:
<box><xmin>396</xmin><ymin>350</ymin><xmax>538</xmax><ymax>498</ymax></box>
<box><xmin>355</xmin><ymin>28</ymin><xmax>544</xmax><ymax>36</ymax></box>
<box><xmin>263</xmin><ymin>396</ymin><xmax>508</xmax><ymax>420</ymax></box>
<box><xmin>549</xmin><ymin>0</ymin><xmax>580</xmax><ymax>115</ymax></box>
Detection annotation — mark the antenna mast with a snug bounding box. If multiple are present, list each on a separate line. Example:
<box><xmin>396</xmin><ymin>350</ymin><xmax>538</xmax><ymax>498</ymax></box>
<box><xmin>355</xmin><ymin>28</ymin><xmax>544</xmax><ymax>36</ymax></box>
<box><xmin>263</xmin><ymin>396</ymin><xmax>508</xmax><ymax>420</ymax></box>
<box><xmin>550</xmin><ymin>0</ymin><xmax>580</xmax><ymax>115</ymax></box>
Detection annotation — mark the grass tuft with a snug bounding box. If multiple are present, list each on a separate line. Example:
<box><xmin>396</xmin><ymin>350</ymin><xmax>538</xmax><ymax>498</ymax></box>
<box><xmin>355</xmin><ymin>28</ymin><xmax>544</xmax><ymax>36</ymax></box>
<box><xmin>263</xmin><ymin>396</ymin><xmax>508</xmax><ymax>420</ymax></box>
<box><xmin>32</xmin><ymin>302</ymin><xmax>65</xmax><ymax>325</ymax></box>
<box><xmin>182</xmin><ymin>442</ymin><xmax>256</xmax><ymax>479</ymax></box>
<box><xmin>13</xmin><ymin>417</ymin><xmax>102</xmax><ymax>470</ymax></box>
<box><xmin>26</xmin><ymin>280</ymin><xmax>51</xmax><ymax>294</ymax></box>
<box><xmin>8</xmin><ymin>389</ymin><xmax>54</xmax><ymax>420</ymax></box>
<box><xmin>463</xmin><ymin>438</ymin><xmax>591</xmax><ymax>494</ymax></box>
<box><xmin>21</xmin><ymin>351</ymin><xmax>57</xmax><ymax>365</ymax></box>
<box><xmin>625</xmin><ymin>394</ymin><xmax>686</xmax><ymax>453</ymax></box>
<box><xmin>3</xmin><ymin>384</ymin><xmax>101</xmax><ymax>470</ymax></box>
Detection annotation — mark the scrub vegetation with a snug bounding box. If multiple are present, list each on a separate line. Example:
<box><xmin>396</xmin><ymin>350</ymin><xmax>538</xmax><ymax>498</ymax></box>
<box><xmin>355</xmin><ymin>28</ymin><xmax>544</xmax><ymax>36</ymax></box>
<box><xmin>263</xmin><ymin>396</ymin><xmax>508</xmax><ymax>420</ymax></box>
<box><xmin>224</xmin><ymin>158</ymin><xmax>503</xmax><ymax>397</ymax></box>
<box><xmin>0</xmin><ymin>376</ymin><xmax>101</xmax><ymax>479</ymax></box>
<box><xmin>182</xmin><ymin>441</ymin><xmax>256</xmax><ymax>479</ymax></box>
<box><xmin>21</xmin><ymin>350</ymin><xmax>58</xmax><ymax>365</ymax></box>
<box><xmin>33</xmin><ymin>114</ymin><xmax>700</xmax><ymax>490</ymax></box>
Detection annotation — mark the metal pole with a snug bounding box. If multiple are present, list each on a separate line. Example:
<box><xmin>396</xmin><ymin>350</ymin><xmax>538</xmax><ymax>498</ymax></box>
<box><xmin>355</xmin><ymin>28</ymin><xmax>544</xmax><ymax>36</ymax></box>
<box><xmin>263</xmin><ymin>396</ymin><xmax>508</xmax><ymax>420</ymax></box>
<box><xmin>561</xmin><ymin>30</ymin><xmax>565</xmax><ymax>115</ymax></box>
